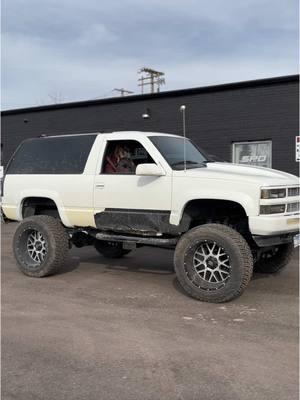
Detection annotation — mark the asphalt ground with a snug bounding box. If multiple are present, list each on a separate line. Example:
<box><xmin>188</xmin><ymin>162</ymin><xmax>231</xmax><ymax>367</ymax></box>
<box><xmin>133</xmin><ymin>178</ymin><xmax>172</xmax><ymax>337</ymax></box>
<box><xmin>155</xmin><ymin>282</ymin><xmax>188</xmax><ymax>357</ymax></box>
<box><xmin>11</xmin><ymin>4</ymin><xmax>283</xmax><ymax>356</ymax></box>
<box><xmin>1</xmin><ymin>222</ymin><xmax>299</xmax><ymax>400</ymax></box>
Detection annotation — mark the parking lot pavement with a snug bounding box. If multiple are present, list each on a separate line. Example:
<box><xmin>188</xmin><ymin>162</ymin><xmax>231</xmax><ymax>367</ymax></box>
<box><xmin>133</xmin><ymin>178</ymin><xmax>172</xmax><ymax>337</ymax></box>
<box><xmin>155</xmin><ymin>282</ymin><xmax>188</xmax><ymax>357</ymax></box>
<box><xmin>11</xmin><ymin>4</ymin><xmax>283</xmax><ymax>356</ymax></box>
<box><xmin>1</xmin><ymin>222</ymin><xmax>299</xmax><ymax>400</ymax></box>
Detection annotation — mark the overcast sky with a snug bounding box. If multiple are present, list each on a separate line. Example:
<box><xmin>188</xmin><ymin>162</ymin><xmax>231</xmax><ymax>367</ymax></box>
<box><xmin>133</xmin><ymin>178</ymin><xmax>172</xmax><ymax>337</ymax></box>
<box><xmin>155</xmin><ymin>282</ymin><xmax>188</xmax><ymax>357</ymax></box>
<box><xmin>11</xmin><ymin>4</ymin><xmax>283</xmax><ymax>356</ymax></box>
<box><xmin>2</xmin><ymin>0</ymin><xmax>299</xmax><ymax>110</ymax></box>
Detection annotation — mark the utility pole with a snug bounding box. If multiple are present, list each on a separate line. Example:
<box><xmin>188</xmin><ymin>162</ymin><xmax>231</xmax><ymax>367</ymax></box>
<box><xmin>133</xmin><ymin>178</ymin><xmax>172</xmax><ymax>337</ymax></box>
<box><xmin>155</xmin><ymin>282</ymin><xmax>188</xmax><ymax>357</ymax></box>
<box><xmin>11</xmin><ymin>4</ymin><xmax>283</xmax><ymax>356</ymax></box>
<box><xmin>113</xmin><ymin>88</ymin><xmax>134</xmax><ymax>97</ymax></box>
<box><xmin>138</xmin><ymin>67</ymin><xmax>165</xmax><ymax>94</ymax></box>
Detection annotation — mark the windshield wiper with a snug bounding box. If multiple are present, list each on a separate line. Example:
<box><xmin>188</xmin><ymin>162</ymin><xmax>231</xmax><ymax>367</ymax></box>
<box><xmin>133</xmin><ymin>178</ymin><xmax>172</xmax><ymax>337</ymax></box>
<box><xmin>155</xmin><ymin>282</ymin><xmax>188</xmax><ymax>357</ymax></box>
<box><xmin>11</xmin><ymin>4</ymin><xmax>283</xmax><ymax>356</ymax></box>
<box><xmin>171</xmin><ymin>160</ymin><xmax>199</xmax><ymax>166</ymax></box>
<box><xmin>171</xmin><ymin>160</ymin><xmax>205</xmax><ymax>169</ymax></box>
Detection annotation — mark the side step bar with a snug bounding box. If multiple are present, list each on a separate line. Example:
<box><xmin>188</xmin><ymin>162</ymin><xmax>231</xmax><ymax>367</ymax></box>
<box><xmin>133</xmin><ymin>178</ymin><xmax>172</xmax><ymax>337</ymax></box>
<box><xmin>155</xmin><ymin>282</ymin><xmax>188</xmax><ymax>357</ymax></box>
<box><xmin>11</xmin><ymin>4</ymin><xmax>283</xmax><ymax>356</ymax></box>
<box><xmin>95</xmin><ymin>232</ymin><xmax>178</xmax><ymax>247</ymax></box>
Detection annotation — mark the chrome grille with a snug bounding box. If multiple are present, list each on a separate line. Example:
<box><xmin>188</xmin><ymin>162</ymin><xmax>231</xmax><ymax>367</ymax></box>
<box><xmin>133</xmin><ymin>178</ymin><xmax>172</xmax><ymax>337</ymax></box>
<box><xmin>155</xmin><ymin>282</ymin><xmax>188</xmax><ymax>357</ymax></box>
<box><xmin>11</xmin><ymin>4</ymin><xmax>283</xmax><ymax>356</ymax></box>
<box><xmin>286</xmin><ymin>202</ymin><xmax>299</xmax><ymax>213</ymax></box>
<box><xmin>288</xmin><ymin>187</ymin><xmax>300</xmax><ymax>197</ymax></box>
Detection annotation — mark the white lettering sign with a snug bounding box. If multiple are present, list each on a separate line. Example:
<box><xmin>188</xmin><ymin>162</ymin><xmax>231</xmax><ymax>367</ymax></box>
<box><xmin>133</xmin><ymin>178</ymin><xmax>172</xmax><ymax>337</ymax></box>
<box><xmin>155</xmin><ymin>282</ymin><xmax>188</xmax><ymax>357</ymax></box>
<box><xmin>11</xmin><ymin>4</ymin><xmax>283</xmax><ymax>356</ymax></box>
<box><xmin>240</xmin><ymin>155</ymin><xmax>267</xmax><ymax>163</ymax></box>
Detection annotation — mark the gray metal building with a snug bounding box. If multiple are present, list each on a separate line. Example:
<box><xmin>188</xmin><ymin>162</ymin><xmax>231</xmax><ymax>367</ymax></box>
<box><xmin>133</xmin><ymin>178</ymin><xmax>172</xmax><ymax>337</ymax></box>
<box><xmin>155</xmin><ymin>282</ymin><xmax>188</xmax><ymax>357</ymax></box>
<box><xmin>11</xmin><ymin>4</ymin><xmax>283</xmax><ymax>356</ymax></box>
<box><xmin>1</xmin><ymin>74</ymin><xmax>299</xmax><ymax>175</ymax></box>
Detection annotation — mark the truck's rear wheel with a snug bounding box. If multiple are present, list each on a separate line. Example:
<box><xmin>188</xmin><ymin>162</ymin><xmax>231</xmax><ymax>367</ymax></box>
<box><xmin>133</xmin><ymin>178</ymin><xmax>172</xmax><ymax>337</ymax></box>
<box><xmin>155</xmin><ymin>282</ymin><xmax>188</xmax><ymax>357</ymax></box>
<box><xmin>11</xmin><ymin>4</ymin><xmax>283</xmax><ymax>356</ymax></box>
<box><xmin>174</xmin><ymin>224</ymin><xmax>253</xmax><ymax>303</ymax></box>
<box><xmin>13</xmin><ymin>215</ymin><xmax>69</xmax><ymax>277</ymax></box>
<box><xmin>94</xmin><ymin>240</ymin><xmax>132</xmax><ymax>259</ymax></box>
<box><xmin>254</xmin><ymin>243</ymin><xmax>294</xmax><ymax>273</ymax></box>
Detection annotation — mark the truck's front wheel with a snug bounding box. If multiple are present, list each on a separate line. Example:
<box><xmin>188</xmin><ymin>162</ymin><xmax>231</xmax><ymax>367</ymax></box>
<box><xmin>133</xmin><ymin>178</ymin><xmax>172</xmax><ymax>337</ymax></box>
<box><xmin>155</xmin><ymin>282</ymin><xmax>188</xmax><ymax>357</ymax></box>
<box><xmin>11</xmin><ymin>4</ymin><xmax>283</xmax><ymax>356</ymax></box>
<box><xmin>254</xmin><ymin>243</ymin><xmax>294</xmax><ymax>273</ymax></box>
<box><xmin>13</xmin><ymin>215</ymin><xmax>69</xmax><ymax>277</ymax></box>
<box><xmin>174</xmin><ymin>224</ymin><xmax>253</xmax><ymax>303</ymax></box>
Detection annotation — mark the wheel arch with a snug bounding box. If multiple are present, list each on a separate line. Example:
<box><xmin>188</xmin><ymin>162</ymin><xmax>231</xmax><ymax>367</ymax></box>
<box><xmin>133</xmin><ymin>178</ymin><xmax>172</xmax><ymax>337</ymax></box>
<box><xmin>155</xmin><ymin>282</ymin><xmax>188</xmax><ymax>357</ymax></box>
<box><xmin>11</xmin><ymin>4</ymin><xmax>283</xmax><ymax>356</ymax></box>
<box><xmin>20</xmin><ymin>195</ymin><xmax>71</xmax><ymax>227</ymax></box>
<box><xmin>179</xmin><ymin>198</ymin><xmax>249</xmax><ymax>231</ymax></box>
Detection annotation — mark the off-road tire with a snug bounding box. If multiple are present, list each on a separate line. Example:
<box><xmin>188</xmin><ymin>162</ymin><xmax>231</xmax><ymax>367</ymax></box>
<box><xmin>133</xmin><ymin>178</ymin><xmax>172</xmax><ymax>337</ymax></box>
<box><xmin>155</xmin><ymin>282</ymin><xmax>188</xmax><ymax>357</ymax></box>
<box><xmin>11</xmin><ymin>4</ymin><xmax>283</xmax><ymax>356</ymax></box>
<box><xmin>174</xmin><ymin>224</ymin><xmax>253</xmax><ymax>303</ymax></box>
<box><xmin>13</xmin><ymin>215</ymin><xmax>69</xmax><ymax>277</ymax></box>
<box><xmin>94</xmin><ymin>240</ymin><xmax>132</xmax><ymax>258</ymax></box>
<box><xmin>254</xmin><ymin>243</ymin><xmax>294</xmax><ymax>274</ymax></box>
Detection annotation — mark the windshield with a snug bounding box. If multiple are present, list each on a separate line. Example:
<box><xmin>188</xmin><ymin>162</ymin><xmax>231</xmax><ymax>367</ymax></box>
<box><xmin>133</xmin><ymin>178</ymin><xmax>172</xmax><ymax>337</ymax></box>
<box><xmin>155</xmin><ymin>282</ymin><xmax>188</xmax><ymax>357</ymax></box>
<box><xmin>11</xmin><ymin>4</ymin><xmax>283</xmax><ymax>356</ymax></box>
<box><xmin>150</xmin><ymin>136</ymin><xmax>209</xmax><ymax>170</ymax></box>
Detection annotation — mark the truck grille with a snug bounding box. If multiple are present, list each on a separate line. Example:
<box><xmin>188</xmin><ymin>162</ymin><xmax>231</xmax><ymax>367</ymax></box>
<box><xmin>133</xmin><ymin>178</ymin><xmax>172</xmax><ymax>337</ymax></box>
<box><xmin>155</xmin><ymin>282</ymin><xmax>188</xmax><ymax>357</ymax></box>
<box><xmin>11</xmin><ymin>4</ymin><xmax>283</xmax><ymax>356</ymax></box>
<box><xmin>288</xmin><ymin>187</ymin><xmax>300</xmax><ymax>197</ymax></box>
<box><xmin>286</xmin><ymin>202</ymin><xmax>299</xmax><ymax>213</ymax></box>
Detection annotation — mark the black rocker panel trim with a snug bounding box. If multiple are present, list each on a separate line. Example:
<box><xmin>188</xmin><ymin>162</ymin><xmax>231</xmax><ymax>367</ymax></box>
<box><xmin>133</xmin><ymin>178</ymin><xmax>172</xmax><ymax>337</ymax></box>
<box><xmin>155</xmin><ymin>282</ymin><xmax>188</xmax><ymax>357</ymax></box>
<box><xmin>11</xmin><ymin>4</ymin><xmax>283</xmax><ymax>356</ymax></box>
<box><xmin>94</xmin><ymin>208</ymin><xmax>191</xmax><ymax>236</ymax></box>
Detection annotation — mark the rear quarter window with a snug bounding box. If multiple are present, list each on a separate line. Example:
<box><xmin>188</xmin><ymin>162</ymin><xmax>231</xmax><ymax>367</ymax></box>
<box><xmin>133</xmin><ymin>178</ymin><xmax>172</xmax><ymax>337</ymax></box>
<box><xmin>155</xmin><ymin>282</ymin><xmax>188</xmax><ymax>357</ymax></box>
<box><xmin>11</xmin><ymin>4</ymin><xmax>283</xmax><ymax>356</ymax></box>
<box><xmin>6</xmin><ymin>135</ymin><xmax>96</xmax><ymax>174</ymax></box>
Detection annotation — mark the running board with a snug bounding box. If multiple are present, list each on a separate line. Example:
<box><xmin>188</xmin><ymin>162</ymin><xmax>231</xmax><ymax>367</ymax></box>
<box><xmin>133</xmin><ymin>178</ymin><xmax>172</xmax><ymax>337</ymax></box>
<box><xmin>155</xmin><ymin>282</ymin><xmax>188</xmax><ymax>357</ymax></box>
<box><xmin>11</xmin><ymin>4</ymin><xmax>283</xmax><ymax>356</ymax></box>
<box><xmin>95</xmin><ymin>232</ymin><xmax>178</xmax><ymax>247</ymax></box>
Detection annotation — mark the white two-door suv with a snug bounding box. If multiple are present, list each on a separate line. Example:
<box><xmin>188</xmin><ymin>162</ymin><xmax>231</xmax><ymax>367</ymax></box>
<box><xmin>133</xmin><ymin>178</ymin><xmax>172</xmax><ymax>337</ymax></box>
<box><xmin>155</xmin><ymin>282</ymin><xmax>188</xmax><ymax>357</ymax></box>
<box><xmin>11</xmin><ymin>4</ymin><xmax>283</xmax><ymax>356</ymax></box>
<box><xmin>2</xmin><ymin>131</ymin><xmax>299</xmax><ymax>303</ymax></box>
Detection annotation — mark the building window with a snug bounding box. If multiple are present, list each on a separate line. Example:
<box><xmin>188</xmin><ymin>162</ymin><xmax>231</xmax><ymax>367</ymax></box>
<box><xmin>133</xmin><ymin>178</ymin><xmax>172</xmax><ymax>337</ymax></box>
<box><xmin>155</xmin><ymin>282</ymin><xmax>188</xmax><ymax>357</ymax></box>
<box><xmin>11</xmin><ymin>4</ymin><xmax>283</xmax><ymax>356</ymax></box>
<box><xmin>232</xmin><ymin>140</ymin><xmax>272</xmax><ymax>168</ymax></box>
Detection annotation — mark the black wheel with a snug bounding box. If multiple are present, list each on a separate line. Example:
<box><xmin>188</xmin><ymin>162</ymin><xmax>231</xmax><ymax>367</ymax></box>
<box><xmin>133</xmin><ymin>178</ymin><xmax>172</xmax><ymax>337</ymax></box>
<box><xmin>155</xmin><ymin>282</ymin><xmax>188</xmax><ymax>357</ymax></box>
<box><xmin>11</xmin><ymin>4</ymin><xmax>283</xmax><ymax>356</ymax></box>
<box><xmin>254</xmin><ymin>243</ymin><xmax>294</xmax><ymax>273</ymax></box>
<box><xmin>13</xmin><ymin>215</ymin><xmax>69</xmax><ymax>277</ymax></box>
<box><xmin>174</xmin><ymin>224</ymin><xmax>253</xmax><ymax>303</ymax></box>
<box><xmin>94</xmin><ymin>240</ymin><xmax>132</xmax><ymax>259</ymax></box>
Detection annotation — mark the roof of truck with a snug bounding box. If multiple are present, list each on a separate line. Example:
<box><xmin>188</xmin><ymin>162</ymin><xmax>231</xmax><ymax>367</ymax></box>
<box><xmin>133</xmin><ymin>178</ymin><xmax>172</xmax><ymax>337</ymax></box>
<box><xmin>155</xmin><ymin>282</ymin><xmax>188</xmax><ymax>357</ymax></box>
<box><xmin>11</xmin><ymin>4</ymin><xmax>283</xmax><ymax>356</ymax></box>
<box><xmin>102</xmin><ymin>131</ymin><xmax>180</xmax><ymax>139</ymax></box>
<box><xmin>44</xmin><ymin>131</ymin><xmax>181</xmax><ymax>139</ymax></box>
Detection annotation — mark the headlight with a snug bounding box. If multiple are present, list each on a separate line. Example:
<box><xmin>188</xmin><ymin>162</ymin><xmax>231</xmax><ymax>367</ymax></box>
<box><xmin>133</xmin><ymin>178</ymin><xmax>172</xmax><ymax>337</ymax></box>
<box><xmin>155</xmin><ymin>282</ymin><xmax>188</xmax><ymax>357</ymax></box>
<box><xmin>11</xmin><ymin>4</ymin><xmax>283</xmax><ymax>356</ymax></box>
<box><xmin>260</xmin><ymin>204</ymin><xmax>286</xmax><ymax>214</ymax></box>
<box><xmin>261</xmin><ymin>188</ymin><xmax>286</xmax><ymax>199</ymax></box>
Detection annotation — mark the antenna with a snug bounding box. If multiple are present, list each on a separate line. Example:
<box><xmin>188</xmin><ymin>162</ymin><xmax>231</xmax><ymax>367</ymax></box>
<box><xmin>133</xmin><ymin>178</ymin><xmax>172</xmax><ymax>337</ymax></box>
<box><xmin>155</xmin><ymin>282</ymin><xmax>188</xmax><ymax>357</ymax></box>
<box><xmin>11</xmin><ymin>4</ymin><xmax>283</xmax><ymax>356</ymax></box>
<box><xmin>180</xmin><ymin>105</ymin><xmax>187</xmax><ymax>172</ymax></box>
<box><xmin>113</xmin><ymin>88</ymin><xmax>134</xmax><ymax>97</ymax></box>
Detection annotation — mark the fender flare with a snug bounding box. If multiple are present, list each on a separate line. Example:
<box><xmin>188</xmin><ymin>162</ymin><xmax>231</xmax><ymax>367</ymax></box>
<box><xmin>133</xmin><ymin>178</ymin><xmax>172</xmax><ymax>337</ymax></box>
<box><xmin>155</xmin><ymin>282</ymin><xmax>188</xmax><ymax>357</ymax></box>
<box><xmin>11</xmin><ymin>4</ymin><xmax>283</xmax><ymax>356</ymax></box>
<box><xmin>18</xmin><ymin>190</ymin><xmax>72</xmax><ymax>227</ymax></box>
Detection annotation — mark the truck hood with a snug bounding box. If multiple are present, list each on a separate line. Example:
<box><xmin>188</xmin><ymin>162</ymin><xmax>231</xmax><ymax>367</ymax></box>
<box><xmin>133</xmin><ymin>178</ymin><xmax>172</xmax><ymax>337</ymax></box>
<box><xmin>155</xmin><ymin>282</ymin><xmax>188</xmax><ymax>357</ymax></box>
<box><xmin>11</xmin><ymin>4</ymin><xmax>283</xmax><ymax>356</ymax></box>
<box><xmin>176</xmin><ymin>162</ymin><xmax>299</xmax><ymax>186</ymax></box>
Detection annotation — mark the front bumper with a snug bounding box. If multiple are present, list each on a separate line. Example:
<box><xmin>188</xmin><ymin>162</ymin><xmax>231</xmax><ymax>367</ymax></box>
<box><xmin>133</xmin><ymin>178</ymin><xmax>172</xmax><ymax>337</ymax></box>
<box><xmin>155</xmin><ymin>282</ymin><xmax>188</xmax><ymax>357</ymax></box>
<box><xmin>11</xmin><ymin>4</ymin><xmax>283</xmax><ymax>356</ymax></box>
<box><xmin>249</xmin><ymin>214</ymin><xmax>299</xmax><ymax>236</ymax></box>
<box><xmin>249</xmin><ymin>214</ymin><xmax>299</xmax><ymax>247</ymax></box>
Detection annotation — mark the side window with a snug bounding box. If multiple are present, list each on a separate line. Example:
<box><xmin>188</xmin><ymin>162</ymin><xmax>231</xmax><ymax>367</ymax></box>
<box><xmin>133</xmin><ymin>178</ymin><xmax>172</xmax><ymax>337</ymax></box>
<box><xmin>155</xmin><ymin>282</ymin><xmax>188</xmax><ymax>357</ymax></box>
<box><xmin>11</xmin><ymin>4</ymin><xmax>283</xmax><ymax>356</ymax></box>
<box><xmin>101</xmin><ymin>140</ymin><xmax>155</xmax><ymax>174</ymax></box>
<box><xmin>6</xmin><ymin>135</ymin><xmax>96</xmax><ymax>174</ymax></box>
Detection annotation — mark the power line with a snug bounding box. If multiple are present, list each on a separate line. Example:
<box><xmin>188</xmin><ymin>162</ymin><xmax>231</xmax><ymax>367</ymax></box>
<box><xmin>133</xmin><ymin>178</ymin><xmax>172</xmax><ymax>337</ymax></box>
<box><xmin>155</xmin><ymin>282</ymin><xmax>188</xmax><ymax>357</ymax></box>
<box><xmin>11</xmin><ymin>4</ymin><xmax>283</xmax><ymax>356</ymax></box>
<box><xmin>92</xmin><ymin>90</ymin><xmax>115</xmax><ymax>99</ymax></box>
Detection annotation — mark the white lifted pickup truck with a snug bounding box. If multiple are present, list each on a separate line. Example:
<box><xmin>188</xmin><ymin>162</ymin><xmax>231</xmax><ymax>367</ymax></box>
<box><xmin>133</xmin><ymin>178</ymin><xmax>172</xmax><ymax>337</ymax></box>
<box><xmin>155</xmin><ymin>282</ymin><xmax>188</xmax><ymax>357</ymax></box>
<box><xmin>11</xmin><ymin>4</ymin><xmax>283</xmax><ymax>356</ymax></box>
<box><xmin>3</xmin><ymin>131</ymin><xmax>299</xmax><ymax>303</ymax></box>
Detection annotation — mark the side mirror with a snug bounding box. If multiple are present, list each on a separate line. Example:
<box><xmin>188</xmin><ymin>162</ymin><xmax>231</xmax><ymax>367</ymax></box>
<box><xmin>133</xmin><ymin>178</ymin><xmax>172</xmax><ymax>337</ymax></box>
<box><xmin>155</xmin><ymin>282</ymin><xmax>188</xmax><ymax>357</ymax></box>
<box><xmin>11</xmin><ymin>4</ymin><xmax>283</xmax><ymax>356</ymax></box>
<box><xmin>136</xmin><ymin>163</ymin><xmax>165</xmax><ymax>176</ymax></box>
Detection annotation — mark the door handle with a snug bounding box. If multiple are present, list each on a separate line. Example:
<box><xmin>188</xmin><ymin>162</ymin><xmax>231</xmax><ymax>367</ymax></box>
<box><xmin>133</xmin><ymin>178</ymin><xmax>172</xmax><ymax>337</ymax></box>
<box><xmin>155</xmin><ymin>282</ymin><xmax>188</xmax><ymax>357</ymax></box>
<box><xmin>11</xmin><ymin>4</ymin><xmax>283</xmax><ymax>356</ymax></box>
<box><xmin>95</xmin><ymin>183</ymin><xmax>105</xmax><ymax>188</ymax></box>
